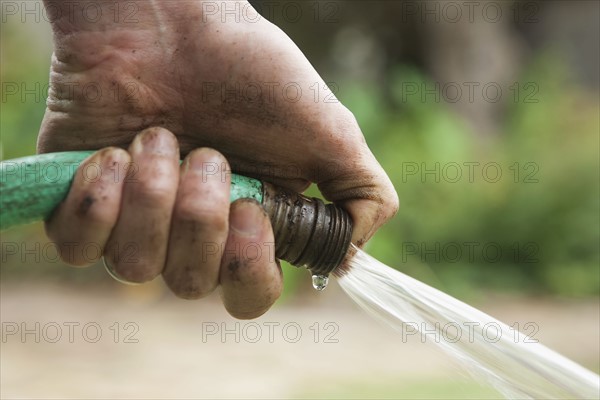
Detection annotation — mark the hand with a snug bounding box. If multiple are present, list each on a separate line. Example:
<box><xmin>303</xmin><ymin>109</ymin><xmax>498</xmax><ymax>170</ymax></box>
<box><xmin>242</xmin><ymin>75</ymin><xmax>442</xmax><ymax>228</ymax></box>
<box><xmin>39</xmin><ymin>0</ymin><xmax>398</xmax><ymax>318</ymax></box>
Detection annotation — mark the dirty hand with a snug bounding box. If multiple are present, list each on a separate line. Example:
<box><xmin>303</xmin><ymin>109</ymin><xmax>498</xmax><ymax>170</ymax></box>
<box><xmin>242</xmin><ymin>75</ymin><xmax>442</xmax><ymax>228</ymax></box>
<box><xmin>38</xmin><ymin>0</ymin><xmax>398</xmax><ymax>318</ymax></box>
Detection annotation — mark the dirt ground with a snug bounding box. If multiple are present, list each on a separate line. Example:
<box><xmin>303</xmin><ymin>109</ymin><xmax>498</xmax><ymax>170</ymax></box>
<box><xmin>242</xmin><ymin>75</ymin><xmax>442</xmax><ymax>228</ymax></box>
<box><xmin>1</xmin><ymin>279</ymin><xmax>598</xmax><ymax>399</ymax></box>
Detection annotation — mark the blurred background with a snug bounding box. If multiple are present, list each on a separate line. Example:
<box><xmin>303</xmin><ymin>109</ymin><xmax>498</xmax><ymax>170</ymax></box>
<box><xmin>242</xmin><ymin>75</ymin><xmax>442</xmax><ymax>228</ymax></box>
<box><xmin>1</xmin><ymin>0</ymin><xmax>598</xmax><ymax>398</ymax></box>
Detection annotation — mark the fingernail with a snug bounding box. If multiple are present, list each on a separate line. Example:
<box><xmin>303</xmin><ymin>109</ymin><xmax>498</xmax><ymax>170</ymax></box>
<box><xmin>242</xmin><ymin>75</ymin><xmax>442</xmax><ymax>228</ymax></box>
<box><xmin>99</xmin><ymin>147</ymin><xmax>129</xmax><ymax>166</ymax></box>
<box><xmin>99</xmin><ymin>148</ymin><xmax>129</xmax><ymax>181</ymax></box>
<box><xmin>189</xmin><ymin>148</ymin><xmax>214</xmax><ymax>172</ymax></box>
<box><xmin>80</xmin><ymin>148</ymin><xmax>129</xmax><ymax>186</ymax></box>
<box><xmin>230</xmin><ymin>200</ymin><xmax>265</xmax><ymax>236</ymax></box>
<box><xmin>184</xmin><ymin>149</ymin><xmax>230</xmax><ymax>182</ymax></box>
<box><xmin>135</xmin><ymin>128</ymin><xmax>178</xmax><ymax>156</ymax></box>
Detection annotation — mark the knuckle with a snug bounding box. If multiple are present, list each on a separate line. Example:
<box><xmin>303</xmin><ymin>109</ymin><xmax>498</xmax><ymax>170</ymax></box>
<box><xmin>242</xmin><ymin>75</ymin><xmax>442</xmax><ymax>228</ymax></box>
<box><xmin>170</xmin><ymin>281</ymin><xmax>217</xmax><ymax>300</ymax></box>
<box><xmin>163</xmin><ymin>260</ymin><xmax>220</xmax><ymax>300</ymax></box>
<box><xmin>131</xmin><ymin>178</ymin><xmax>175</xmax><ymax>207</ymax></box>
<box><xmin>334</xmin><ymin>106</ymin><xmax>361</xmax><ymax>138</ymax></box>
<box><xmin>56</xmin><ymin>248</ymin><xmax>78</xmax><ymax>265</ymax></box>
<box><xmin>174</xmin><ymin>196</ymin><xmax>228</xmax><ymax>232</ymax></box>
<box><xmin>384</xmin><ymin>187</ymin><xmax>400</xmax><ymax>218</ymax></box>
<box><xmin>373</xmin><ymin>174</ymin><xmax>400</xmax><ymax>222</ymax></box>
<box><xmin>110</xmin><ymin>261</ymin><xmax>159</xmax><ymax>284</ymax></box>
<box><xmin>106</xmin><ymin>247</ymin><xmax>160</xmax><ymax>283</ymax></box>
<box><xmin>104</xmin><ymin>239</ymin><xmax>156</xmax><ymax>283</ymax></box>
<box><xmin>173</xmin><ymin>288</ymin><xmax>201</xmax><ymax>300</ymax></box>
<box><xmin>57</xmin><ymin>244</ymin><xmax>88</xmax><ymax>267</ymax></box>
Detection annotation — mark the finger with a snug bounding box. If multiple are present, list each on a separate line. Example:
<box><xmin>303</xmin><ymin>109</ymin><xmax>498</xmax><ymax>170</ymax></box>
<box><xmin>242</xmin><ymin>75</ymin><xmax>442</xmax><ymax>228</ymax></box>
<box><xmin>45</xmin><ymin>147</ymin><xmax>131</xmax><ymax>266</ymax></box>
<box><xmin>320</xmin><ymin>166</ymin><xmax>398</xmax><ymax>247</ymax></box>
<box><xmin>315</xmin><ymin>115</ymin><xmax>399</xmax><ymax>247</ymax></box>
<box><xmin>104</xmin><ymin>127</ymin><xmax>179</xmax><ymax>283</ymax></box>
<box><xmin>220</xmin><ymin>199</ymin><xmax>282</xmax><ymax>320</ymax></box>
<box><xmin>162</xmin><ymin>148</ymin><xmax>230</xmax><ymax>299</ymax></box>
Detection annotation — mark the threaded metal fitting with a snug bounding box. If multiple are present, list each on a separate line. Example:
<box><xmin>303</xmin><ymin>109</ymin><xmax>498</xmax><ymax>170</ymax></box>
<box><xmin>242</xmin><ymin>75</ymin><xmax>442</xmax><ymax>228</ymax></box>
<box><xmin>262</xmin><ymin>183</ymin><xmax>353</xmax><ymax>276</ymax></box>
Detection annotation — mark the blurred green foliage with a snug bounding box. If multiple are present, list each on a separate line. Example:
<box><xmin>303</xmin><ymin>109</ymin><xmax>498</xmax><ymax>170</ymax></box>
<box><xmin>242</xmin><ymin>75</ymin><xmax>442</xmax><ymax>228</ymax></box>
<box><xmin>0</xmin><ymin>22</ymin><xmax>50</xmax><ymax>160</ymax></box>
<box><xmin>336</xmin><ymin>54</ymin><xmax>599</xmax><ymax>298</ymax></box>
<box><xmin>1</xmin><ymin>20</ymin><xmax>598</xmax><ymax>299</ymax></box>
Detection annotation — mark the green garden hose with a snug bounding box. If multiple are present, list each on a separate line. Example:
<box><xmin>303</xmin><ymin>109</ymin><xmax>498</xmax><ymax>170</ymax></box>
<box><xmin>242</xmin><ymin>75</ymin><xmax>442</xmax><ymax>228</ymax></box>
<box><xmin>0</xmin><ymin>152</ymin><xmax>352</xmax><ymax>276</ymax></box>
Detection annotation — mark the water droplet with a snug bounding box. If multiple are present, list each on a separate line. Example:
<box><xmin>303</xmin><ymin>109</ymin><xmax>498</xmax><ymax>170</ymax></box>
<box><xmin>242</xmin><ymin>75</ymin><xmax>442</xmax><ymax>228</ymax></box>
<box><xmin>312</xmin><ymin>274</ymin><xmax>329</xmax><ymax>291</ymax></box>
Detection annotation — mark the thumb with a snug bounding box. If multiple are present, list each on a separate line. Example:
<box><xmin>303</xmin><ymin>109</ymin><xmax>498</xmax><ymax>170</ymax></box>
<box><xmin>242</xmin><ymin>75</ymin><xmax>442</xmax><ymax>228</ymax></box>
<box><xmin>316</xmin><ymin>142</ymin><xmax>399</xmax><ymax>248</ymax></box>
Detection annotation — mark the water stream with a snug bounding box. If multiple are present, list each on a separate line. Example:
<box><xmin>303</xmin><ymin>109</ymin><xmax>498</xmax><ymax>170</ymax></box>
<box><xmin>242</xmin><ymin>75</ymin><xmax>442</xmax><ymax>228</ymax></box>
<box><xmin>335</xmin><ymin>245</ymin><xmax>599</xmax><ymax>399</ymax></box>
